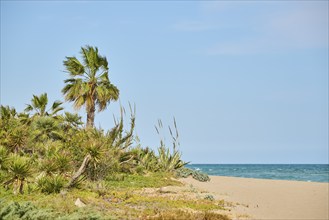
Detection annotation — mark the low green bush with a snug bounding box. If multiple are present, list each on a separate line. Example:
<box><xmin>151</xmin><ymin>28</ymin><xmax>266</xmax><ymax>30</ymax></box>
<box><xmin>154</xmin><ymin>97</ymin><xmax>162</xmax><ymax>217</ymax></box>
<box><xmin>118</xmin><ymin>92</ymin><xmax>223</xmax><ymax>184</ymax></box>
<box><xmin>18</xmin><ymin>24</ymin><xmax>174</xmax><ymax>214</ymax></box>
<box><xmin>175</xmin><ymin>167</ymin><xmax>210</xmax><ymax>182</ymax></box>
<box><xmin>37</xmin><ymin>175</ymin><xmax>66</xmax><ymax>194</ymax></box>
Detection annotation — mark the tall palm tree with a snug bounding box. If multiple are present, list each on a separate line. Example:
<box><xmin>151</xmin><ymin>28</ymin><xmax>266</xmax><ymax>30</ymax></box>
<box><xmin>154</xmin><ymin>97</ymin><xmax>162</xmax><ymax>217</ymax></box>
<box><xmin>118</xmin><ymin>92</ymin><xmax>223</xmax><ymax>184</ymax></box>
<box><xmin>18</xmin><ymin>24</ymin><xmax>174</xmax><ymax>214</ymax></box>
<box><xmin>25</xmin><ymin>93</ymin><xmax>63</xmax><ymax>118</ymax></box>
<box><xmin>62</xmin><ymin>46</ymin><xmax>119</xmax><ymax>128</ymax></box>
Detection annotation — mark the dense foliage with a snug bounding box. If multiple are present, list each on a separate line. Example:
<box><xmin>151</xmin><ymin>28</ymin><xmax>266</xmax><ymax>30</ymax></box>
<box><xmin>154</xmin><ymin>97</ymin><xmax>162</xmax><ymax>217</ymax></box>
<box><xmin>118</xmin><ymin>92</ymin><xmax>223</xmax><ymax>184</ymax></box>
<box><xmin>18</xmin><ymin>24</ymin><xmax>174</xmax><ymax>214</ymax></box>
<box><xmin>0</xmin><ymin>99</ymin><xmax>191</xmax><ymax>195</ymax></box>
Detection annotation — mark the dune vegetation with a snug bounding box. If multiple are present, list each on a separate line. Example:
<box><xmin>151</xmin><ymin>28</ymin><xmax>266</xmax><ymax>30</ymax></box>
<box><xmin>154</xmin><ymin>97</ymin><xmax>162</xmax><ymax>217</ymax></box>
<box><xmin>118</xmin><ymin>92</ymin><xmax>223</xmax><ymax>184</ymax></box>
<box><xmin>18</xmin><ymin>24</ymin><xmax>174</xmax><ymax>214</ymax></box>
<box><xmin>0</xmin><ymin>46</ymin><xmax>229</xmax><ymax>220</ymax></box>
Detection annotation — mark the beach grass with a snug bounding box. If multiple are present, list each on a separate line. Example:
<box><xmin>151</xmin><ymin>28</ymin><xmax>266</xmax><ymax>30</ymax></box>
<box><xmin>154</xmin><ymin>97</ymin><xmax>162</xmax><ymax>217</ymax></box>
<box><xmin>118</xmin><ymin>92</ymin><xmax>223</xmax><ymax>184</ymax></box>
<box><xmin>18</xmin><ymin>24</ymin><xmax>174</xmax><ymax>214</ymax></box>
<box><xmin>0</xmin><ymin>173</ymin><xmax>230</xmax><ymax>220</ymax></box>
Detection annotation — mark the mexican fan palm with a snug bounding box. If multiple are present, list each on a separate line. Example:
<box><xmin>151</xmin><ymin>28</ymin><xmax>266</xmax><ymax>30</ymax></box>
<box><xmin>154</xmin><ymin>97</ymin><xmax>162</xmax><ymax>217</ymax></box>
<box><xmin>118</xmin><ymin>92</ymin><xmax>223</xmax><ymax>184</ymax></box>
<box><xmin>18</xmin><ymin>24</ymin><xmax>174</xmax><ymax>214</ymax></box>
<box><xmin>25</xmin><ymin>93</ymin><xmax>63</xmax><ymax>118</ymax></box>
<box><xmin>62</xmin><ymin>46</ymin><xmax>119</xmax><ymax>128</ymax></box>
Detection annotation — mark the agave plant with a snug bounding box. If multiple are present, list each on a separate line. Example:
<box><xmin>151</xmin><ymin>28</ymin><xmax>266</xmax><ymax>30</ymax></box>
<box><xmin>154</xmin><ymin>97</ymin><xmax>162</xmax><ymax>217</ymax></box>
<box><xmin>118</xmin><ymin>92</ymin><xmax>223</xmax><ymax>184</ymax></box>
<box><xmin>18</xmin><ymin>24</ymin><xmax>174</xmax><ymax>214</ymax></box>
<box><xmin>3</xmin><ymin>155</ymin><xmax>33</xmax><ymax>194</ymax></box>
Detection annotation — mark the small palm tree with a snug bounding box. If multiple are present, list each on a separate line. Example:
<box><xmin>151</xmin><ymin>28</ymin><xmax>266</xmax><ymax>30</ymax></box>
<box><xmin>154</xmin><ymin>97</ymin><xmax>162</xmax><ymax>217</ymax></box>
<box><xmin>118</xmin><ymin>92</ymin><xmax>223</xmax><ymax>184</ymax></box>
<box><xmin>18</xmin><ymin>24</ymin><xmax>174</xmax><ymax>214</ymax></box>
<box><xmin>32</xmin><ymin>117</ymin><xmax>63</xmax><ymax>142</ymax></box>
<box><xmin>0</xmin><ymin>105</ymin><xmax>17</xmax><ymax>121</ymax></box>
<box><xmin>25</xmin><ymin>93</ymin><xmax>63</xmax><ymax>118</ymax></box>
<box><xmin>61</xmin><ymin>112</ymin><xmax>83</xmax><ymax>131</ymax></box>
<box><xmin>62</xmin><ymin>46</ymin><xmax>119</xmax><ymax>128</ymax></box>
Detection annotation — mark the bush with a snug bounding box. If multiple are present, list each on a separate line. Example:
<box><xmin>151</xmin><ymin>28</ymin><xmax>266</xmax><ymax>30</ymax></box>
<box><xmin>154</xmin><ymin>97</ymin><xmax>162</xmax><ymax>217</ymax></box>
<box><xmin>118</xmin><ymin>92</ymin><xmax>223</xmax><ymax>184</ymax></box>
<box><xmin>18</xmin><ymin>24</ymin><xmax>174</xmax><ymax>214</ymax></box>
<box><xmin>0</xmin><ymin>201</ymin><xmax>107</xmax><ymax>220</ymax></box>
<box><xmin>0</xmin><ymin>201</ymin><xmax>57</xmax><ymax>220</ymax></box>
<box><xmin>175</xmin><ymin>167</ymin><xmax>210</xmax><ymax>182</ymax></box>
<box><xmin>37</xmin><ymin>175</ymin><xmax>66</xmax><ymax>194</ymax></box>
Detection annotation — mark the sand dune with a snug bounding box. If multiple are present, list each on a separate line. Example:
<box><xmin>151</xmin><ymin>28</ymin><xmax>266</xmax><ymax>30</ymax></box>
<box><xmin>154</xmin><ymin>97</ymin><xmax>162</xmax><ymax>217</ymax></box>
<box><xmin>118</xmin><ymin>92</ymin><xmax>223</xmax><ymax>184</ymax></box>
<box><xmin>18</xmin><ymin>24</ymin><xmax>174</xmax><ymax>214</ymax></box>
<box><xmin>180</xmin><ymin>176</ymin><xmax>329</xmax><ymax>220</ymax></box>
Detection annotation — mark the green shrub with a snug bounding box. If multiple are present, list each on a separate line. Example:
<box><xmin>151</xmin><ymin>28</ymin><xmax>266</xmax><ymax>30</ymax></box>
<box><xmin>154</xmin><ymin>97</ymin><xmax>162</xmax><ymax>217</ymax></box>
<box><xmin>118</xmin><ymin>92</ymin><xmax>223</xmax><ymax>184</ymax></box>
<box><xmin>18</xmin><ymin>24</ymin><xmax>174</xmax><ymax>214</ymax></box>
<box><xmin>0</xmin><ymin>201</ymin><xmax>57</xmax><ymax>220</ymax></box>
<box><xmin>37</xmin><ymin>175</ymin><xmax>66</xmax><ymax>194</ymax></box>
<box><xmin>0</xmin><ymin>145</ymin><xmax>8</xmax><ymax>170</ymax></box>
<box><xmin>147</xmin><ymin>209</ymin><xmax>230</xmax><ymax>220</ymax></box>
<box><xmin>204</xmin><ymin>194</ymin><xmax>215</xmax><ymax>201</ymax></box>
<box><xmin>175</xmin><ymin>167</ymin><xmax>210</xmax><ymax>182</ymax></box>
<box><xmin>0</xmin><ymin>201</ymin><xmax>108</xmax><ymax>220</ymax></box>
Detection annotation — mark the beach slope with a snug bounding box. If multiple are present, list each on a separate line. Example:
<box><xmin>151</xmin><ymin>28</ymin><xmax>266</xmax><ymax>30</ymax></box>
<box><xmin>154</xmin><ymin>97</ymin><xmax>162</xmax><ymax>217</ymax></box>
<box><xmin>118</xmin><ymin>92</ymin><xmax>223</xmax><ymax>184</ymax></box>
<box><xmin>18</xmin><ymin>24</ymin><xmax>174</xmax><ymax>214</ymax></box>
<box><xmin>180</xmin><ymin>176</ymin><xmax>329</xmax><ymax>219</ymax></box>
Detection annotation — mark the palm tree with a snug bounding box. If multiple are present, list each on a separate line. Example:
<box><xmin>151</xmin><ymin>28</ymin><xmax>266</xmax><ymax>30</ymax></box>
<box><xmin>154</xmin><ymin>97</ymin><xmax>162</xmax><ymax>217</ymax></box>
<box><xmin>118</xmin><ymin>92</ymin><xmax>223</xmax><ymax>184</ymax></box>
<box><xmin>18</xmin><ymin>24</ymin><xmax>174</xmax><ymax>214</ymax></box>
<box><xmin>25</xmin><ymin>93</ymin><xmax>63</xmax><ymax>118</ymax></box>
<box><xmin>61</xmin><ymin>112</ymin><xmax>83</xmax><ymax>131</ymax></box>
<box><xmin>62</xmin><ymin>46</ymin><xmax>119</xmax><ymax>128</ymax></box>
<box><xmin>0</xmin><ymin>105</ymin><xmax>17</xmax><ymax>121</ymax></box>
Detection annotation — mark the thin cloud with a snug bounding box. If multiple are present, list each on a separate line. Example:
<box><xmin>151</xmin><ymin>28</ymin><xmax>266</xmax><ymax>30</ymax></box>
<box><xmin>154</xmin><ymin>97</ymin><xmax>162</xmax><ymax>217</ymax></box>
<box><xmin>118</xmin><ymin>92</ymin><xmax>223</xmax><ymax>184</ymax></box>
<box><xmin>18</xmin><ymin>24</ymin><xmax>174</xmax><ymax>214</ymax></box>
<box><xmin>172</xmin><ymin>20</ymin><xmax>216</xmax><ymax>32</ymax></box>
<box><xmin>206</xmin><ymin>3</ymin><xmax>328</xmax><ymax>55</ymax></box>
<box><xmin>267</xmin><ymin>4</ymin><xmax>328</xmax><ymax>49</ymax></box>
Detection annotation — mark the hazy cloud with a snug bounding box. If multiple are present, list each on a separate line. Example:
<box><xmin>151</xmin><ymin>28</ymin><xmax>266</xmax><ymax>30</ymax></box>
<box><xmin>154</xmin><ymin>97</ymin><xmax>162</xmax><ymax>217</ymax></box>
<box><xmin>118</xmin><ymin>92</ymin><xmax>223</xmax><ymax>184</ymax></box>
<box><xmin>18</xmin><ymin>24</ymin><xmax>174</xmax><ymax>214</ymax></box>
<box><xmin>206</xmin><ymin>3</ymin><xmax>328</xmax><ymax>55</ymax></box>
<box><xmin>267</xmin><ymin>4</ymin><xmax>328</xmax><ymax>49</ymax></box>
<box><xmin>172</xmin><ymin>20</ymin><xmax>216</xmax><ymax>32</ymax></box>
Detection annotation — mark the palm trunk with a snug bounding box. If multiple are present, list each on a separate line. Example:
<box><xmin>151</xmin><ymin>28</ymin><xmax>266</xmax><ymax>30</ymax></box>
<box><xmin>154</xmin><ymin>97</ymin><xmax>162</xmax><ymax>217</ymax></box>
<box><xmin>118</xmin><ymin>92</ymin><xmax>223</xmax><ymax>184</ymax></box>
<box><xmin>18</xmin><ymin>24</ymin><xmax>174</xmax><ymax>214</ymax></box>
<box><xmin>86</xmin><ymin>106</ymin><xmax>95</xmax><ymax>128</ymax></box>
<box><xmin>67</xmin><ymin>154</ymin><xmax>91</xmax><ymax>188</ymax></box>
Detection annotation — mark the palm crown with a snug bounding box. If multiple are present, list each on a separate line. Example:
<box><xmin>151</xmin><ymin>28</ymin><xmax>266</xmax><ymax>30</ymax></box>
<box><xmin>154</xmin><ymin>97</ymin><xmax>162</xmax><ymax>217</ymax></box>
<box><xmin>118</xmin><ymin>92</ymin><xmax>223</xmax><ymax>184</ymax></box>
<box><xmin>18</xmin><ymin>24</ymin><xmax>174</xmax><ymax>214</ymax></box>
<box><xmin>62</xmin><ymin>46</ymin><xmax>119</xmax><ymax>127</ymax></box>
<box><xmin>25</xmin><ymin>93</ymin><xmax>63</xmax><ymax>117</ymax></box>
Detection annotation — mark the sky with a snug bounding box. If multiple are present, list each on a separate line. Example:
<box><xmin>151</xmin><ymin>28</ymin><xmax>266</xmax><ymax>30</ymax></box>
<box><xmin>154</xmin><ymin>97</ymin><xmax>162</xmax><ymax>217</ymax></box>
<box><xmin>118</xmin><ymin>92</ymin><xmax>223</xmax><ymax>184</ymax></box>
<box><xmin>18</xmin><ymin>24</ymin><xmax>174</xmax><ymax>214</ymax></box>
<box><xmin>1</xmin><ymin>1</ymin><xmax>328</xmax><ymax>164</ymax></box>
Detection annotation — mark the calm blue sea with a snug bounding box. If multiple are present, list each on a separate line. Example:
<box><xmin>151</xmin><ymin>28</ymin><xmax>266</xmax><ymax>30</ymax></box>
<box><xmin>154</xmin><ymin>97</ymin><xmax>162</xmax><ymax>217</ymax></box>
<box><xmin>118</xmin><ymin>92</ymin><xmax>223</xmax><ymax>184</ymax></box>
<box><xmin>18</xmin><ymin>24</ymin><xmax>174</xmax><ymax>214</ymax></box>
<box><xmin>186</xmin><ymin>164</ymin><xmax>329</xmax><ymax>183</ymax></box>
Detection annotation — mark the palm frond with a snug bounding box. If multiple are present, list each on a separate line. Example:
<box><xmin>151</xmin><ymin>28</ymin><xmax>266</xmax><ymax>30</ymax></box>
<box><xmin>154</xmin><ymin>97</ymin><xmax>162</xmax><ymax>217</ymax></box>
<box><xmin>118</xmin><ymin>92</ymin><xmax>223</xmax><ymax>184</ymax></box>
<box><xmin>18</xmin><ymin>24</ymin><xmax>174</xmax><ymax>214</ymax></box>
<box><xmin>63</xmin><ymin>57</ymin><xmax>85</xmax><ymax>76</ymax></box>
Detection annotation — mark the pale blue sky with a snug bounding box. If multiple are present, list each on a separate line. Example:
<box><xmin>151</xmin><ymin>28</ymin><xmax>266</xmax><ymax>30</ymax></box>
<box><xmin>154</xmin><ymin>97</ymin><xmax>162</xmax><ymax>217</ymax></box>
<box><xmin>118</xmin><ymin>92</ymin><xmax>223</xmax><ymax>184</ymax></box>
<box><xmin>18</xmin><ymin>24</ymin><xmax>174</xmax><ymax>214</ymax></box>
<box><xmin>1</xmin><ymin>1</ymin><xmax>328</xmax><ymax>164</ymax></box>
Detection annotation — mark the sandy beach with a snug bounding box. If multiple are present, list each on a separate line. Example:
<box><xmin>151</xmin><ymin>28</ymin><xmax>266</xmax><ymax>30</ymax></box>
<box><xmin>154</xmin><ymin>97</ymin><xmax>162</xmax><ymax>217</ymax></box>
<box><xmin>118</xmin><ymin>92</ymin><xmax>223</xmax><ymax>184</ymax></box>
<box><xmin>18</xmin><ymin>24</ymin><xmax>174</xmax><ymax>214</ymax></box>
<box><xmin>180</xmin><ymin>176</ymin><xmax>329</xmax><ymax>220</ymax></box>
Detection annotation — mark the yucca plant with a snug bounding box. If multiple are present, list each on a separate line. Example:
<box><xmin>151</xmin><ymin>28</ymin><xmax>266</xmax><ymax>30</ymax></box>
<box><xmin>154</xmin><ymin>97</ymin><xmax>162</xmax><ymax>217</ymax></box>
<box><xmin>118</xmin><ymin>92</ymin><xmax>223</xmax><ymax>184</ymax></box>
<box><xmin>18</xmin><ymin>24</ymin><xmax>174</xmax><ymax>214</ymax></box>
<box><xmin>155</xmin><ymin>119</ymin><xmax>189</xmax><ymax>172</ymax></box>
<box><xmin>38</xmin><ymin>158</ymin><xmax>59</xmax><ymax>176</ymax></box>
<box><xmin>134</xmin><ymin>147</ymin><xmax>159</xmax><ymax>172</ymax></box>
<box><xmin>3</xmin><ymin>155</ymin><xmax>33</xmax><ymax>194</ymax></box>
<box><xmin>0</xmin><ymin>145</ymin><xmax>8</xmax><ymax>170</ymax></box>
<box><xmin>67</xmin><ymin>133</ymin><xmax>106</xmax><ymax>186</ymax></box>
<box><xmin>54</xmin><ymin>151</ymin><xmax>72</xmax><ymax>174</ymax></box>
<box><xmin>5</xmin><ymin>121</ymin><xmax>29</xmax><ymax>154</ymax></box>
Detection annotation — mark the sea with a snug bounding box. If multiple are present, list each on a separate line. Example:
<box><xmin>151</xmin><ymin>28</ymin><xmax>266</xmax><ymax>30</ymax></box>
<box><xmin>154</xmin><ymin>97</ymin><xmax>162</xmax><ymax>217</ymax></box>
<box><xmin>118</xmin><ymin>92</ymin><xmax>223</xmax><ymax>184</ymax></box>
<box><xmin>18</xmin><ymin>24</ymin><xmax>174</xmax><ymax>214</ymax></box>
<box><xmin>185</xmin><ymin>164</ymin><xmax>329</xmax><ymax>183</ymax></box>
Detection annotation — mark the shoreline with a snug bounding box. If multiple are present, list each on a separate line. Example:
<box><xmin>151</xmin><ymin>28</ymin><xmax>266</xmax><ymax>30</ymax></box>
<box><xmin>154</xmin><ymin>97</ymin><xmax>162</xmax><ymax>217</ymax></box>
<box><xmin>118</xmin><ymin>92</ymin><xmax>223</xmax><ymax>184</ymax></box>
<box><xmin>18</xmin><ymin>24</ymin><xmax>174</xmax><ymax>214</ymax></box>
<box><xmin>206</xmin><ymin>174</ymin><xmax>329</xmax><ymax>183</ymax></box>
<box><xmin>186</xmin><ymin>164</ymin><xmax>329</xmax><ymax>183</ymax></box>
<box><xmin>180</xmin><ymin>175</ymin><xmax>329</xmax><ymax>219</ymax></box>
